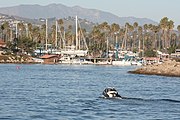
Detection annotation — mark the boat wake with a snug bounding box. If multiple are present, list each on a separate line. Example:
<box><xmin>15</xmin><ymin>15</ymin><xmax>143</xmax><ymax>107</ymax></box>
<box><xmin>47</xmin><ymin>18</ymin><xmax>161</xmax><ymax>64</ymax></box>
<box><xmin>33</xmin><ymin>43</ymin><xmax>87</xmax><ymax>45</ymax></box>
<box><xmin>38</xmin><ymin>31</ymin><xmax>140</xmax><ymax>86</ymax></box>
<box><xmin>102</xmin><ymin>96</ymin><xmax>180</xmax><ymax>103</ymax></box>
<box><xmin>101</xmin><ymin>87</ymin><xmax>180</xmax><ymax>103</ymax></box>
<box><xmin>148</xmin><ymin>98</ymin><xmax>180</xmax><ymax>103</ymax></box>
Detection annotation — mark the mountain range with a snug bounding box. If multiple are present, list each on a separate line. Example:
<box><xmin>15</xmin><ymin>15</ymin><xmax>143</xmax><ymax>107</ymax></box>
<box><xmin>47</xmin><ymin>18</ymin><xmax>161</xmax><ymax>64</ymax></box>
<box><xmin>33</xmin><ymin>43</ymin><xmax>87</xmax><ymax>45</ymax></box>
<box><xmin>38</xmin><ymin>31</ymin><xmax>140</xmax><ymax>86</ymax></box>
<box><xmin>0</xmin><ymin>3</ymin><xmax>157</xmax><ymax>26</ymax></box>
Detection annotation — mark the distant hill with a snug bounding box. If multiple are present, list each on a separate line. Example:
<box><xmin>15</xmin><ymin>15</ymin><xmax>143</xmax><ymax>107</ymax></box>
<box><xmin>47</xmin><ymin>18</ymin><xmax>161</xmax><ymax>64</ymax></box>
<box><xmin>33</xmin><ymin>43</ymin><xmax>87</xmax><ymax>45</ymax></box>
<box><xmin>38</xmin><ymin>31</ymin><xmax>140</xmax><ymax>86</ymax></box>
<box><xmin>0</xmin><ymin>13</ymin><xmax>95</xmax><ymax>32</ymax></box>
<box><xmin>0</xmin><ymin>3</ymin><xmax>157</xmax><ymax>26</ymax></box>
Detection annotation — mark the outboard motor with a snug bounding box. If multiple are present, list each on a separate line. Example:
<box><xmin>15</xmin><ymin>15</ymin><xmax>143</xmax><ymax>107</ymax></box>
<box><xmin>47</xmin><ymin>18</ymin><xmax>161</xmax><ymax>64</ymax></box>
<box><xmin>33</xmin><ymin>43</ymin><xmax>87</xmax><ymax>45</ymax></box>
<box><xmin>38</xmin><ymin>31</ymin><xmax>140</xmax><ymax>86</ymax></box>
<box><xmin>103</xmin><ymin>87</ymin><xmax>121</xmax><ymax>98</ymax></box>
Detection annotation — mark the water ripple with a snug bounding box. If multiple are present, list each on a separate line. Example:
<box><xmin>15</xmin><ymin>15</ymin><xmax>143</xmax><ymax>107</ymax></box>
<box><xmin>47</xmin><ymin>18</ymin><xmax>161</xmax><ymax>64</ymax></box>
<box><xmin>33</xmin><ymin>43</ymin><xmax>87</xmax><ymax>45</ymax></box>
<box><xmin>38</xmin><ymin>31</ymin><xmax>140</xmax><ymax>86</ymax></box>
<box><xmin>0</xmin><ymin>64</ymin><xmax>180</xmax><ymax>120</ymax></box>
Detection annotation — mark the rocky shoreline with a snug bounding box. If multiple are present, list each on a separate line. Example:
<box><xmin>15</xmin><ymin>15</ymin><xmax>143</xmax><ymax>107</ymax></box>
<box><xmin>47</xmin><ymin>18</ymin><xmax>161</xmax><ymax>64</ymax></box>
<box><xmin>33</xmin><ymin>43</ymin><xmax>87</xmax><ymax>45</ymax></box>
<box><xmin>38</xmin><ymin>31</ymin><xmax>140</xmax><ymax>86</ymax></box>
<box><xmin>0</xmin><ymin>54</ymin><xmax>37</xmax><ymax>64</ymax></box>
<box><xmin>1</xmin><ymin>54</ymin><xmax>180</xmax><ymax>77</ymax></box>
<box><xmin>129</xmin><ymin>60</ymin><xmax>180</xmax><ymax>77</ymax></box>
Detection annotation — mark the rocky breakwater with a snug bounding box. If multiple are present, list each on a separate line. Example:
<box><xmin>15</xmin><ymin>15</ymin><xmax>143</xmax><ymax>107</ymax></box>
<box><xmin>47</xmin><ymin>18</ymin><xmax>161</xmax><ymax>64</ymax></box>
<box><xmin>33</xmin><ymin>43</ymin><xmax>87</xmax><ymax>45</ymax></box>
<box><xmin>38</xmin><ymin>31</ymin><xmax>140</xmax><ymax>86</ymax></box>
<box><xmin>0</xmin><ymin>54</ymin><xmax>34</xmax><ymax>64</ymax></box>
<box><xmin>129</xmin><ymin>60</ymin><xmax>180</xmax><ymax>77</ymax></box>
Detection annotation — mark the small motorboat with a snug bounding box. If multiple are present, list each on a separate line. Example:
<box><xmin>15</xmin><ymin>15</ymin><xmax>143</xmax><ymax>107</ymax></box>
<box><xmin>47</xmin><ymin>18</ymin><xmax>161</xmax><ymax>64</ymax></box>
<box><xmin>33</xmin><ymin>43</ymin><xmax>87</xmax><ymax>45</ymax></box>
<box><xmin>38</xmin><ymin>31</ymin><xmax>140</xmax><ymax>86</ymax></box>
<box><xmin>102</xmin><ymin>87</ymin><xmax>122</xmax><ymax>98</ymax></box>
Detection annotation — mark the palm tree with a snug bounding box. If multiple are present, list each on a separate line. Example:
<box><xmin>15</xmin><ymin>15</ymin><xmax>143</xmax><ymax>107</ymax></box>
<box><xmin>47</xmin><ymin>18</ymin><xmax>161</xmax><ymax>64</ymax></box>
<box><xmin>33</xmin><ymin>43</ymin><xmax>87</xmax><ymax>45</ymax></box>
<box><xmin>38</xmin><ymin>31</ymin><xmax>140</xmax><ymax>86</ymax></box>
<box><xmin>143</xmin><ymin>24</ymin><xmax>148</xmax><ymax>32</ymax></box>
<box><xmin>58</xmin><ymin>19</ymin><xmax>64</xmax><ymax>26</ymax></box>
<box><xmin>57</xmin><ymin>19</ymin><xmax>65</xmax><ymax>48</ymax></box>
<box><xmin>128</xmin><ymin>24</ymin><xmax>134</xmax><ymax>51</ymax></box>
<box><xmin>143</xmin><ymin>24</ymin><xmax>149</xmax><ymax>52</ymax></box>
<box><xmin>133</xmin><ymin>22</ymin><xmax>138</xmax><ymax>52</ymax></box>
<box><xmin>119</xmin><ymin>28</ymin><xmax>125</xmax><ymax>50</ymax></box>
<box><xmin>143</xmin><ymin>24</ymin><xmax>148</xmax><ymax>51</ymax></box>
<box><xmin>177</xmin><ymin>25</ymin><xmax>180</xmax><ymax>34</ymax></box>
<box><xmin>170</xmin><ymin>33</ymin><xmax>177</xmax><ymax>47</ymax></box>
<box><xmin>111</xmin><ymin>23</ymin><xmax>120</xmax><ymax>33</ymax></box>
<box><xmin>40</xmin><ymin>24</ymin><xmax>46</xmax><ymax>45</ymax></box>
<box><xmin>66</xmin><ymin>25</ymin><xmax>73</xmax><ymax>47</ymax></box>
<box><xmin>51</xmin><ymin>24</ymin><xmax>56</xmax><ymax>47</ymax></box>
<box><xmin>160</xmin><ymin>17</ymin><xmax>169</xmax><ymax>49</ymax></box>
<box><xmin>98</xmin><ymin>22</ymin><xmax>110</xmax><ymax>54</ymax></box>
<box><xmin>121</xmin><ymin>23</ymin><xmax>129</xmax><ymax>50</ymax></box>
<box><xmin>177</xmin><ymin>25</ymin><xmax>180</xmax><ymax>48</ymax></box>
<box><xmin>1</xmin><ymin>21</ymin><xmax>10</xmax><ymax>42</ymax></box>
<box><xmin>152</xmin><ymin>25</ymin><xmax>160</xmax><ymax>50</ymax></box>
<box><xmin>17</xmin><ymin>22</ymin><xmax>25</xmax><ymax>39</ymax></box>
<box><xmin>32</xmin><ymin>26</ymin><xmax>40</xmax><ymax>44</ymax></box>
<box><xmin>27</xmin><ymin>23</ymin><xmax>33</xmax><ymax>40</ymax></box>
<box><xmin>133</xmin><ymin>22</ymin><xmax>138</xmax><ymax>29</ymax></box>
<box><xmin>1</xmin><ymin>24</ymin><xmax>5</xmax><ymax>40</ymax></box>
<box><xmin>138</xmin><ymin>26</ymin><xmax>143</xmax><ymax>53</ymax></box>
<box><xmin>110</xmin><ymin>23</ymin><xmax>120</xmax><ymax>47</ymax></box>
<box><xmin>168</xmin><ymin>20</ymin><xmax>174</xmax><ymax>47</ymax></box>
<box><xmin>89</xmin><ymin>25</ymin><xmax>103</xmax><ymax>56</ymax></box>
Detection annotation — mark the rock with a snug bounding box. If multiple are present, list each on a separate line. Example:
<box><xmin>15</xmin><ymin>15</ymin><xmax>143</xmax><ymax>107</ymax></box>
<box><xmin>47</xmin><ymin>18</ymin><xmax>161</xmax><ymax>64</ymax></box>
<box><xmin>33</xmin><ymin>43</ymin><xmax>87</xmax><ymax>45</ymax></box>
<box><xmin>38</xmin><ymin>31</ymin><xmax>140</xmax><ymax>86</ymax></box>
<box><xmin>129</xmin><ymin>60</ymin><xmax>180</xmax><ymax>77</ymax></box>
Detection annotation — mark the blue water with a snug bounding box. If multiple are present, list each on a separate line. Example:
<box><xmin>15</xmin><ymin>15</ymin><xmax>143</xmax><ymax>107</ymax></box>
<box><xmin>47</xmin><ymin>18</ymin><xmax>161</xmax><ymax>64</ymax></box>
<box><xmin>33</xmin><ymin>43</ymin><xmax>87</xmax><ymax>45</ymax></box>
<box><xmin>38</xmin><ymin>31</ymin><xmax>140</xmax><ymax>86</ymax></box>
<box><xmin>0</xmin><ymin>64</ymin><xmax>180</xmax><ymax>120</ymax></box>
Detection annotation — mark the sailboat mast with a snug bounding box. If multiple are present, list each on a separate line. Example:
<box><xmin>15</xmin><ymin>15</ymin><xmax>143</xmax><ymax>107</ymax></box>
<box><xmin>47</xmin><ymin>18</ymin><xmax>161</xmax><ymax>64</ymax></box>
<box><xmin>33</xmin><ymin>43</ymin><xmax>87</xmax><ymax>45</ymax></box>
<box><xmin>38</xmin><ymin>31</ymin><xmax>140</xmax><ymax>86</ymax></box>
<box><xmin>45</xmin><ymin>19</ymin><xmax>48</xmax><ymax>50</ymax></box>
<box><xmin>107</xmin><ymin>37</ymin><xmax>109</xmax><ymax>57</ymax></box>
<box><xmin>122</xmin><ymin>25</ymin><xmax>128</xmax><ymax>50</ymax></box>
<box><xmin>76</xmin><ymin>16</ymin><xmax>78</xmax><ymax>50</ymax></box>
<box><xmin>55</xmin><ymin>20</ymin><xmax>58</xmax><ymax>48</ymax></box>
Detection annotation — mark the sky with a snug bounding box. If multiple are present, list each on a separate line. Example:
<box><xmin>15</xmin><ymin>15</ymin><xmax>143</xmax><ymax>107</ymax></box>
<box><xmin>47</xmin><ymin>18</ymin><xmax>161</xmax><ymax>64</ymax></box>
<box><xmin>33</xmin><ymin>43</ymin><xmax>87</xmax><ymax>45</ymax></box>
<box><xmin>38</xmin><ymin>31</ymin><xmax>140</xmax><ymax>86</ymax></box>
<box><xmin>0</xmin><ymin>0</ymin><xmax>179</xmax><ymax>28</ymax></box>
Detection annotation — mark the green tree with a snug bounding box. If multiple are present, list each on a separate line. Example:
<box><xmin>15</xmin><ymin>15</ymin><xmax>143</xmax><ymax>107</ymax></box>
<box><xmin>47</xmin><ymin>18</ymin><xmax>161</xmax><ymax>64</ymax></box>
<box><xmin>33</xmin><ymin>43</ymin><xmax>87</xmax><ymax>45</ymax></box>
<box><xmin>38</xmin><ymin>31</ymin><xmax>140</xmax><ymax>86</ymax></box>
<box><xmin>167</xmin><ymin>46</ymin><xmax>176</xmax><ymax>54</ymax></box>
<box><xmin>144</xmin><ymin>49</ymin><xmax>157</xmax><ymax>57</ymax></box>
<box><xmin>17</xmin><ymin>37</ymin><xmax>36</xmax><ymax>54</ymax></box>
<box><xmin>160</xmin><ymin>17</ymin><xmax>174</xmax><ymax>50</ymax></box>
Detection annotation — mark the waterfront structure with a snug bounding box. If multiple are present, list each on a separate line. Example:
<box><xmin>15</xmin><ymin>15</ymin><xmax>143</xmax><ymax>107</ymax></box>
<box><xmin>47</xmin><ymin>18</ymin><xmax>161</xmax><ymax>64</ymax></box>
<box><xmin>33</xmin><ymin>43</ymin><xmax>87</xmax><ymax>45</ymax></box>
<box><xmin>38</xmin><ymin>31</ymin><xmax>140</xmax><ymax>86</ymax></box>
<box><xmin>40</xmin><ymin>54</ymin><xmax>59</xmax><ymax>64</ymax></box>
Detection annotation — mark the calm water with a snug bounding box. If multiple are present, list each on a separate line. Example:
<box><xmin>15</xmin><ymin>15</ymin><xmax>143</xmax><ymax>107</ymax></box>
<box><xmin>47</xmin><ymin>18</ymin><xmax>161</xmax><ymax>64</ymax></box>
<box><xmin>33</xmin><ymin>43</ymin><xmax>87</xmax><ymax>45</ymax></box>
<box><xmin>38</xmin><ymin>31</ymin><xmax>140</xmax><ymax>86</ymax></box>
<box><xmin>0</xmin><ymin>64</ymin><xmax>180</xmax><ymax>120</ymax></box>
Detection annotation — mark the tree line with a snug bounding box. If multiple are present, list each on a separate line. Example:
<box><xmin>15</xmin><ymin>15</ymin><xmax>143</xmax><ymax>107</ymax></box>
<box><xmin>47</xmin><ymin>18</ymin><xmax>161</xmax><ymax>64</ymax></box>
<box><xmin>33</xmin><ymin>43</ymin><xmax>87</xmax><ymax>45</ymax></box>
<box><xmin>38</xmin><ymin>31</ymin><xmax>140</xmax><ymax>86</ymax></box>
<box><xmin>1</xmin><ymin>17</ymin><xmax>180</xmax><ymax>57</ymax></box>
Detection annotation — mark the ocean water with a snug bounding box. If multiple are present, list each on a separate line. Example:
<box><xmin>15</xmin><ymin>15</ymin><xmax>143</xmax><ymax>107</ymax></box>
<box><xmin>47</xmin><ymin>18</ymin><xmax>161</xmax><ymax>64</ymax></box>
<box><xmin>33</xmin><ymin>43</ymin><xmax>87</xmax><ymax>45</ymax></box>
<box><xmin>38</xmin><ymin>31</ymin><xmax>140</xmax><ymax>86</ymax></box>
<box><xmin>0</xmin><ymin>64</ymin><xmax>180</xmax><ymax>120</ymax></box>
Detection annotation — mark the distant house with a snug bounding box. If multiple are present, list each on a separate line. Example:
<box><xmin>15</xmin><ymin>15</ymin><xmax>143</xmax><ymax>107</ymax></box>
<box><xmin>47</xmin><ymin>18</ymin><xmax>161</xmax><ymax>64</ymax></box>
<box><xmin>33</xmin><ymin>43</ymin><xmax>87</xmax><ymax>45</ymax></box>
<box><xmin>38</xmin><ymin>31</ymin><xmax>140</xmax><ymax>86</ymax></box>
<box><xmin>40</xmin><ymin>54</ymin><xmax>59</xmax><ymax>64</ymax></box>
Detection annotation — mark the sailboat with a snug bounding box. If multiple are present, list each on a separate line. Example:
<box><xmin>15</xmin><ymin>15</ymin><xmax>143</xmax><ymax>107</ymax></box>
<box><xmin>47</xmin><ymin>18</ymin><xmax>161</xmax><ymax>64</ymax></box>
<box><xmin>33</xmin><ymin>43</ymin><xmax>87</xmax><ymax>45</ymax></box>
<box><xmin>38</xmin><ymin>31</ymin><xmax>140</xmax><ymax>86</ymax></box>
<box><xmin>34</xmin><ymin>19</ymin><xmax>61</xmax><ymax>55</ymax></box>
<box><xmin>110</xmin><ymin>25</ymin><xmax>142</xmax><ymax>66</ymax></box>
<box><xmin>59</xmin><ymin>16</ymin><xmax>92</xmax><ymax>64</ymax></box>
<box><xmin>111</xmin><ymin>42</ymin><xmax>132</xmax><ymax>66</ymax></box>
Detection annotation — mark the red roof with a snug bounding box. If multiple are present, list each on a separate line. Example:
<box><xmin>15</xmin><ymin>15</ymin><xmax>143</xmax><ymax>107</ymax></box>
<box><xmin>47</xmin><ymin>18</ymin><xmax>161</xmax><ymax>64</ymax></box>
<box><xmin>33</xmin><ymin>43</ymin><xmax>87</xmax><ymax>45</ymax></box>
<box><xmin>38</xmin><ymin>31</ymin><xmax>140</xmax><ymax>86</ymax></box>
<box><xmin>40</xmin><ymin>54</ymin><xmax>58</xmax><ymax>59</ymax></box>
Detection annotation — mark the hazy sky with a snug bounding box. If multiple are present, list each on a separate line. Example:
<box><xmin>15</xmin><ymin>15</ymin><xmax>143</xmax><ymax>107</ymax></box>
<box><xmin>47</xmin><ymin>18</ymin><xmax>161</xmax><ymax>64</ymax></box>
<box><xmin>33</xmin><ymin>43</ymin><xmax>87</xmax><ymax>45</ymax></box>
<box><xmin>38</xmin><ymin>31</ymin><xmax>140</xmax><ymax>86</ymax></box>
<box><xmin>0</xmin><ymin>0</ymin><xmax>179</xmax><ymax>28</ymax></box>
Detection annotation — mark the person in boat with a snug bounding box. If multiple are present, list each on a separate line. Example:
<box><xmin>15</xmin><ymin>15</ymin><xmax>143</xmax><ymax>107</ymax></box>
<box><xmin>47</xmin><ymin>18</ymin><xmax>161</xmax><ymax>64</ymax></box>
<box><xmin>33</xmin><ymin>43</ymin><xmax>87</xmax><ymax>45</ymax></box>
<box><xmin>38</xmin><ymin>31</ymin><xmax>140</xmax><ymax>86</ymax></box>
<box><xmin>103</xmin><ymin>87</ymin><xmax>122</xmax><ymax>98</ymax></box>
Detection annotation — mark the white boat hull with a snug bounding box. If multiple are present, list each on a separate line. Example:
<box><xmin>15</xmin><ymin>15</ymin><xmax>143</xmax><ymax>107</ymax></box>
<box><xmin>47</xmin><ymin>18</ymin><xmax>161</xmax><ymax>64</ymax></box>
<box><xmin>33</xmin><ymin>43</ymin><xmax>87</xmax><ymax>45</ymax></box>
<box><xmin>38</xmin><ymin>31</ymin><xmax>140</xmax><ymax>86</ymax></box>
<box><xmin>112</xmin><ymin>60</ymin><xmax>131</xmax><ymax>66</ymax></box>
